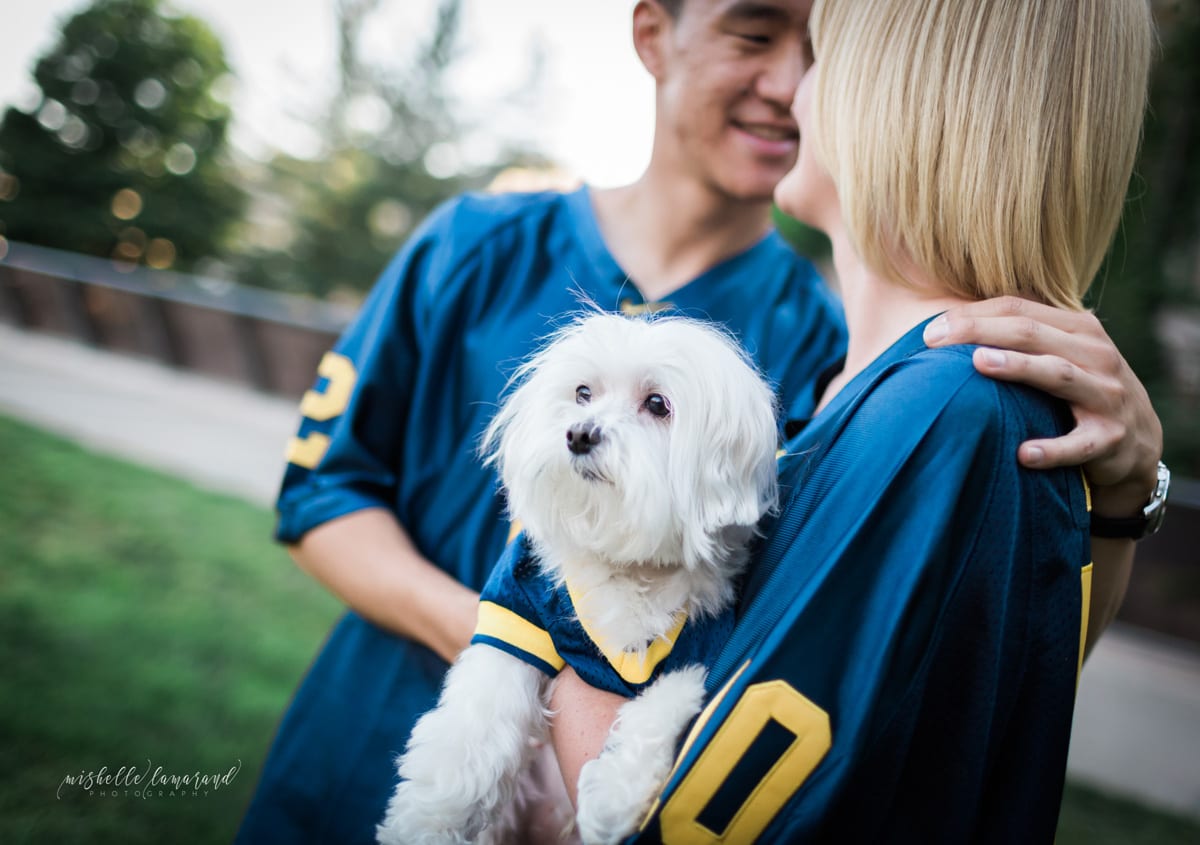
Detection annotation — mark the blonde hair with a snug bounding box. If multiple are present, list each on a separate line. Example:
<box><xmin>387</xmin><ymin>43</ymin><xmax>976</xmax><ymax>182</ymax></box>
<box><xmin>808</xmin><ymin>0</ymin><xmax>1155</xmax><ymax>309</ymax></box>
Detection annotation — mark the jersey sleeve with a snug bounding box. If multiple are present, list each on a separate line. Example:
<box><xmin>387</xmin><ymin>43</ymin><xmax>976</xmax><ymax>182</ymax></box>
<box><xmin>273</xmin><ymin>198</ymin><xmax>466</xmax><ymax>543</ymax></box>
<box><xmin>632</xmin><ymin>351</ymin><xmax>1089</xmax><ymax>843</ymax></box>
<box><xmin>471</xmin><ymin>537</ymin><xmax>566</xmax><ymax>677</ymax></box>
<box><xmin>768</xmin><ymin>268</ymin><xmax>848</xmax><ymax>423</ymax></box>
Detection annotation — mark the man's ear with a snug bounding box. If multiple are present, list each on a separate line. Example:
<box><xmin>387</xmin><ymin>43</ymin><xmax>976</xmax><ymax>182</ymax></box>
<box><xmin>632</xmin><ymin>1</ymin><xmax>672</xmax><ymax>81</ymax></box>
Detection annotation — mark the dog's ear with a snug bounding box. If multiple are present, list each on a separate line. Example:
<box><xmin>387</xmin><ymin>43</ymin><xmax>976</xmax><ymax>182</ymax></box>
<box><xmin>667</xmin><ymin>327</ymin><xmax>779</xmax><ymax>568</ymax></box>
<box><xmin>479</xmin><ymin>318</ymin><xmax>582</xmax><ymax>474</ymax></box>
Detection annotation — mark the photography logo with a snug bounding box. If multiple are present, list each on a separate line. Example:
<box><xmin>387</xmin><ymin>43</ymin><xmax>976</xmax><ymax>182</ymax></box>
<box><xmin>57</xmin><ymin>760</ymin><xmax>242</xmax><ymax>800</ymax></box>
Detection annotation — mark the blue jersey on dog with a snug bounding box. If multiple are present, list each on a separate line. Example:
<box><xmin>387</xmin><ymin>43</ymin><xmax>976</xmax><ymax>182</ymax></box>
<box><xmin>472</xmin><ymin>536</ymin><xmax>735</xmax><ymax>697</ymax></box>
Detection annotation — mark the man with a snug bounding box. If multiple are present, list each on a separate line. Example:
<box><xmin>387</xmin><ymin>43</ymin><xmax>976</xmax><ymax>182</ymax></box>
<box><xmin>236</xmin><ymin>2</ymin><xmax>1163</xmax><ymax>841</ymax></box>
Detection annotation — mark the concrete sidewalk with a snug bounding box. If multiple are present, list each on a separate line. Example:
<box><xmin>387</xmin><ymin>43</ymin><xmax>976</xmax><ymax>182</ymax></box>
<box><xmin>0</xmin><ymin>323</ymin><xmax>296</xmax><ymax>506</ymax></box>
<box><xmin>2</xmin><ymin>324</ymin><xmax>1199</xmax><ymax>819</ymax></box>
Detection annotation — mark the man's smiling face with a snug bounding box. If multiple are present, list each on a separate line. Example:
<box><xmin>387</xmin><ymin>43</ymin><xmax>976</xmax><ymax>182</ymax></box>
<box><xmin>654</xmin><ymin>0</ymin><xmax>814</xmax><ymax>202</ymax></box>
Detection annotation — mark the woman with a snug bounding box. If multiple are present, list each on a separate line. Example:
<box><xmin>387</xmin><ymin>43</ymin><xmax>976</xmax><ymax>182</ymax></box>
<box><xmin>584</xmin><ymin>0</ymin><xmax>1154</xmax><ymax>841</ymax></box>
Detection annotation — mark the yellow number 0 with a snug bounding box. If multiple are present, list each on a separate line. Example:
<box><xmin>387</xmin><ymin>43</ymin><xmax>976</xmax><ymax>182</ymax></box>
<box><xmin>658</xmin><ymin>678</ymin><xmax>832</xmax><ymax>844</ymax></box>
<box><xmin>285</xmin><ymin>352</ymin><xmax>358</xmax><ymax>469</ymax></box>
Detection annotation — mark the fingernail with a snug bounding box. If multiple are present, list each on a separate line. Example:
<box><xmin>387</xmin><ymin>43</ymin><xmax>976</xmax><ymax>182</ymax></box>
<box><xmin>1026</xmin><ymin>446</ymin><xmax>1044</xmax><ymax>465</ymax></box>
<box><xmin>982</xmin><ymin>348</ymin><xmax>1006</xmax><ymax>367</ymax></box>
<box><xmin>924</xmin><ymin>316</ymin><xmax>948</xmax><ymax>344</ymax></box>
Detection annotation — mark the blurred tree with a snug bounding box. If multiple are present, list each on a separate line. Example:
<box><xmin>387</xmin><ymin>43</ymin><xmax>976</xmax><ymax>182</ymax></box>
<box><xmin>772</xmin><ymin>207</ymin><xmax>831</xmax><ymax>262</ymax></box>
<box><xmin>228</xmin><ymin>0</ymin><xmax>545</xmax><ymax>299</ymax></box>
<box><xmin>1092</xmin><ymin>0</ymin><xmax>1200</xmax><ymax>474</ymax></box>
<box><xmin>0</xmin><ymin>0</ymin><xmax>244</xmax><ymax>271</ymax></box>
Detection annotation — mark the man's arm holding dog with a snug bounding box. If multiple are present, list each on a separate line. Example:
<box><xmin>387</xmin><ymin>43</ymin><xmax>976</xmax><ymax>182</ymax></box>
<box><xmin>288</xmin><ymin>509</ymin><xmax>479</xmax><ymax>665</ymax></box>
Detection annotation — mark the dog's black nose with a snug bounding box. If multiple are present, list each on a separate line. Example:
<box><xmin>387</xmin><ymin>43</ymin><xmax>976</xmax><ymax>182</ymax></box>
<box><xmin>567</xmin><ymin>423</ymin><xmax>602</xmax><ymax>455</ymax></box>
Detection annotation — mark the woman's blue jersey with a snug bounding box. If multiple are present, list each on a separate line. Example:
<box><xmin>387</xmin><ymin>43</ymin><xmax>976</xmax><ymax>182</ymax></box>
<box><xmin>237</xmin><ymin>187</ymin><xmax>846</xmax><ymax>844</ymax></box>
<box><xmin>632</xmin><ymin>319</ymin><xmax>1091</xmax><ymax>844</ymax></box>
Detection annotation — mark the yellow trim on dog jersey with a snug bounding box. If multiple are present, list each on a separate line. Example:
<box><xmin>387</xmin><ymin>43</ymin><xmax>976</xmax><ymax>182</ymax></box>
<box><xmin>565</xmin><ymin>582</ymin><xmax>687</xmax><ymax>685</ymax></box>
<box><xmin>475</xmin><ymin>601</ymin><xmax>565</xmax><ymax>672</ymax></box>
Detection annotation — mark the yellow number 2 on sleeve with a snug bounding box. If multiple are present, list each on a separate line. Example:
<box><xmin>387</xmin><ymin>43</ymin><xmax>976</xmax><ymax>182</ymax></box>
<box><xmin>659</xmin><ymin>679</ymin><xmax>832</xmax><ymax>844</ymax></box>
<box><xmin>285</xmin><ymin>352</ymin><xmax>358</xmax><ymax>470</ymax></box>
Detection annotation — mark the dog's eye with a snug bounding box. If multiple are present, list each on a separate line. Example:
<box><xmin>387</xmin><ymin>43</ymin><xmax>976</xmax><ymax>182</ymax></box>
<box><xmin>575</xmin><ymin>385</ymin><xmax>591</xmax><ymax>405</ymax></box>
<box><xmin>644</xmin><ymin>394</ymin><xmax>671</xmax><ymax>418</ymax></box>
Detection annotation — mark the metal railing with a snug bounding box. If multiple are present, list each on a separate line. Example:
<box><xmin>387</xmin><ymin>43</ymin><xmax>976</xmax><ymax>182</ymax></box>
<box><xmin>0</xmin><ymin>240</ymin><xmax>354</xmax><ymax>399</ymax></box>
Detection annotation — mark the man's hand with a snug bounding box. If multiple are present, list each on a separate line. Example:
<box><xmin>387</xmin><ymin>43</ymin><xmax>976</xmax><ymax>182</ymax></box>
<box><xmin>925</xmin><ymin>296</ymin><xmax>1162</xmax><ymax>516</ymax></box>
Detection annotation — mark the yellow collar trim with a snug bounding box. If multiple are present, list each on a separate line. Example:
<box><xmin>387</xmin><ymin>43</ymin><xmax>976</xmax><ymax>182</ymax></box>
<box><xmin>565</xmin><ymin>580</ymin><xmax>688</xmax><ymax>685</ymax></box>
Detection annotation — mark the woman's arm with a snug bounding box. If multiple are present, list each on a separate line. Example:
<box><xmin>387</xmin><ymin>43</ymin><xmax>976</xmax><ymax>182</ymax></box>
<box><xmin>927</xmin><ymin>297</ymin><xmax>1161</xmax><ymax>651</ymax></box>
<box><xmin>548</xmin><ymin>668</ymin><xmax>626</xmax><ymax>805</ymax></box>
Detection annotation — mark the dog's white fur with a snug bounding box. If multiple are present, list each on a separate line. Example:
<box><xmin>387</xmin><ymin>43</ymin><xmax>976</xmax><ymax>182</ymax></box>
<box><xmin>377</xmin><ymin>313</ymin><xmax>779</xmax><ymax>845</ymax></box>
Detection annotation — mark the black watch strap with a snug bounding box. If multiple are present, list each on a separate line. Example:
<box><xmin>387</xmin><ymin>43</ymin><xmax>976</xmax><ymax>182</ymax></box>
<box><xmin>1090</xmin><ymin>513</ymin><xmax>1154</xmax><ymax>540</ymax></box>
<box><xmin>1089</xmin><ymin>461</ymin><xmax>1171</xmax><ymax>540</ymax></box>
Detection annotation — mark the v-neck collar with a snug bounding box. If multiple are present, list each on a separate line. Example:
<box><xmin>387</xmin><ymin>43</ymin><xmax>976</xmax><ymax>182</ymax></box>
<box><xmin>564</xmin><ymin>578</ymin><xmax>688</xmax><ymax>685</ymax></box>
<box><xmin>563</xmin><ymin>186</ymin><xmax>783</xmax><ymax>311</ymax></box>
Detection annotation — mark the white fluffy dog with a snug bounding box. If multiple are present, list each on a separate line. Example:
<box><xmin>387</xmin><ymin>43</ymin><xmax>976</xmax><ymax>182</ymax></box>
<box><xmin>377</xmin><ymin>313</ymin><xmax>779</xmax><ymax>845</ymax></box>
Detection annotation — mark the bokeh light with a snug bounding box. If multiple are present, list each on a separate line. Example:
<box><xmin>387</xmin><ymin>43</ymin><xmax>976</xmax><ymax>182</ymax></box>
<box><xmin>58</xmin><ymin>115</ymin><xmax>89</xmax><ymax>148</ymax></box>
<box><xmin>0</xmin><ymin>172</ymin><xmax>19</xmax><ymax>202</ymax></box>
<box><xmin>111</xmin><ymin>188</ymin><xmax>143</xmax><ymax>220</ymax></box>
<box><xmin>37</xmin><ymin>99</ymin><xmax>68</xmax><ymax>131</ymax></box>
<box><xmin>344</xmin><ymin>93</ymin><xmax>391</xmax><ymax>136</ymax></box>
<box><xmin>172</xmin><ymin>58</ymin><xmax>203</xmax><ymax>88</ymax></box>
<box><xmin>165</xmin><ymin>142</ymin><xmax>197</xmax><ymax>175</ymax></box>
<box><xmin>368</xmin><ymin>200</ymin><xmax>412</xmax><ymax>239</ymax></box>
<box><xmin>423</xmin><ymin>142</ymin><xmax>461</xmax><ymax>180</ymax></box>
<box><xmin>71</xmin><ymin>78</ymin><xmax>100</xmax><ymax>106</ymax></box>
<box><xmin>134</xmin><ymin>78</ymin><xmax>167</xmax><ymax>110</ymax></box>
<box><xmin>115</xmin><ymin>226</ymin><xmax>147</xmax><ymax>260</ymax></box>
<box><xmin>145</xmin><ymin>237</ymin><xmax>176</xmax><ymax>269</ymax></box>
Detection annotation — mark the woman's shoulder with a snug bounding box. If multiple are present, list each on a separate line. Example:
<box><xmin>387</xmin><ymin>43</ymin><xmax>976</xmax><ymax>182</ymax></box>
<box><xmin>785</xmin><ymin>342</ymin><xmax>1072</xmax><ymax>494</ymax></box>
<box><xmin>866</xmin><ymin>343</ymin><xmax>1069</xmax><ymax>441</ymax></box>
<box><xmin>828</xmin><ymin>344</ymin><xmax>998</xmax><ymax>444</ymax></box>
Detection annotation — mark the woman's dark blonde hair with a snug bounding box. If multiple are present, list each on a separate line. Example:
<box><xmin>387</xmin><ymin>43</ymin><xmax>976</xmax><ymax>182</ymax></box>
<box><xmin>809</xmin><ymin>0</ymin><xmax>1155</xmax><ymax>309</ymax></box>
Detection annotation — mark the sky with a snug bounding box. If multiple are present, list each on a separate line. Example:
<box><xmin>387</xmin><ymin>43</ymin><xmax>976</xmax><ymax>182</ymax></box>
<box><xmin>0</xmin><ymin>0</ymin><xmax>657</xmax><ymax>187</ymax></box>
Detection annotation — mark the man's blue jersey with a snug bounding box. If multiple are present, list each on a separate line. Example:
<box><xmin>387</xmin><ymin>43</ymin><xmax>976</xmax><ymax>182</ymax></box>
<box><xmin>632</xmin><ymin>319</ymin><xmax>1091</xmax><ymax>844</ymax></box>
<box><xmin>238</xmin><ymin>187</ymin><xmax>846</xmax><ymax>844</ymax></box>
<box><xmin>472</xmin><ymin>536</ymin><xmax>735</xmax><ymax>697</ymax></box>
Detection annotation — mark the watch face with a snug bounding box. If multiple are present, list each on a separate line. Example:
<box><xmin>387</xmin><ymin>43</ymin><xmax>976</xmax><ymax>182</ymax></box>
<box><xmin>1144</xmin><ymin>461</ymin><xmax>1171</xmax><ymax>535</ymax></box>
<box><xmin>1091</xmin><ymin>462</ymin><xmax>1171</xmax><ymax>540</ymax></box>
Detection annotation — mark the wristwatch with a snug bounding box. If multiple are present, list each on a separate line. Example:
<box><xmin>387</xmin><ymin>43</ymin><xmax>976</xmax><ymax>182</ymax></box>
<box><xmin>1090</xmin><ymin>461</ymin><xmax>1171</xmax><ymax>540</ymax></box>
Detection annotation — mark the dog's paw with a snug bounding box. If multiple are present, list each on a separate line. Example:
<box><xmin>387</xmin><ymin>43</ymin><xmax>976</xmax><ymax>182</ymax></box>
<box><xmin>629</xmin><ymin>665</ymin><xmax>708</xmax><ymax>729</ymax></box>
<box><xmin>576</xmin><ymin>666</ymin><xmax>708</xmax><ymax>845</ymax></box>
<box><xmin>377</xmin><ymin>780</ymin><xmax>477</xmax><ymax>845</ymax></box>
<box><xmin>576</xmin><ymin>755</ymin><xmax>639</xmax><ymax>845</ymax></box>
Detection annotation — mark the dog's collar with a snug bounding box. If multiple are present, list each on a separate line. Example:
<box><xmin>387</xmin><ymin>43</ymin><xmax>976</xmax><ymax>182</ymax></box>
<box><xmin>565</xmin><ymin>580</ymin><xmax>688</xmax><ymax>686</ymax></box>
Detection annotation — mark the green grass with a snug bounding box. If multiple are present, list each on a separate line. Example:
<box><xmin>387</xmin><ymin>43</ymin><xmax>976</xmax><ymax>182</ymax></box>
<box><xmin>1</xmin><ymin>414</ymin><xmax>1198</xmax><ymax>843</ymax></box>
<box><xmin>1057</xmin><ymin>782</ymin><xmax>1200</xmax><ymax>845</ymax></box>
<box><xmin>0</xmin><ymin>415</ymin><xmax>340</xmax><ymax>843</ymax></box>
